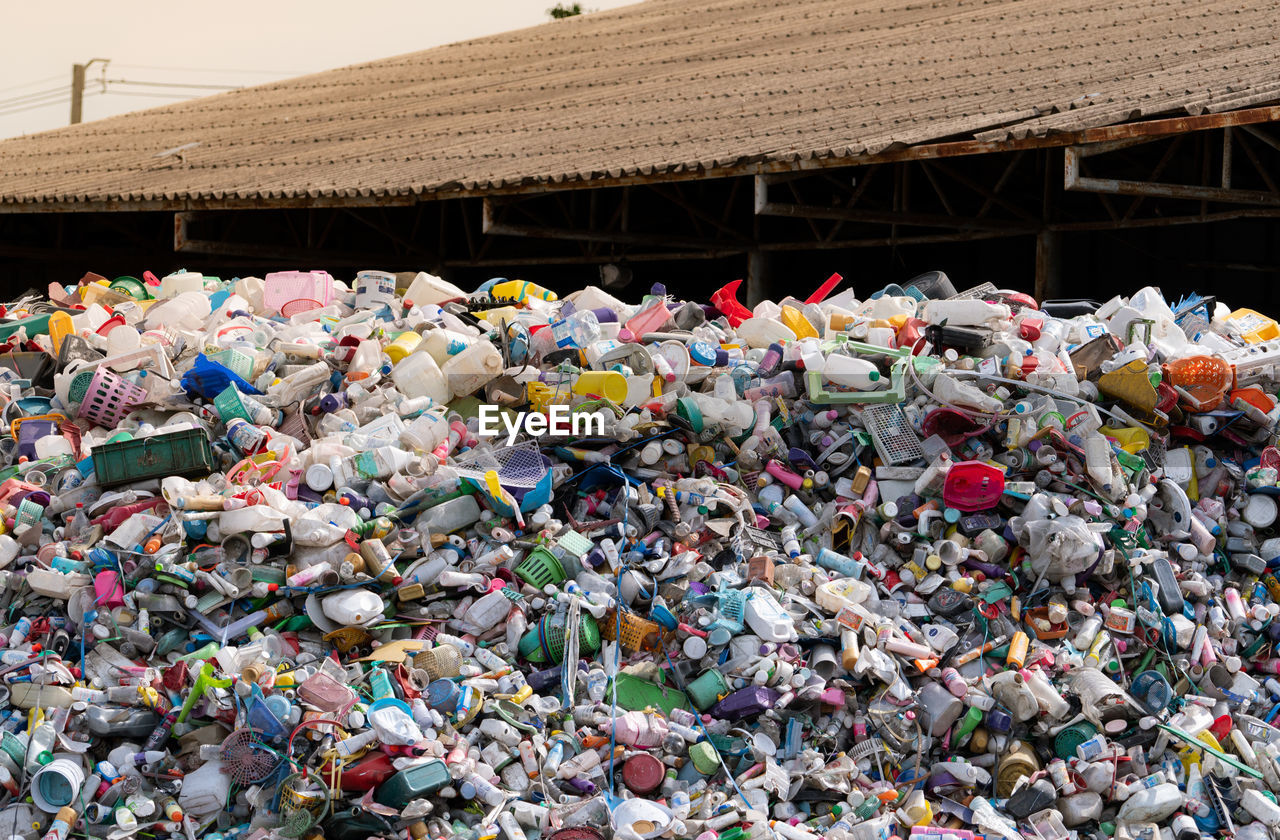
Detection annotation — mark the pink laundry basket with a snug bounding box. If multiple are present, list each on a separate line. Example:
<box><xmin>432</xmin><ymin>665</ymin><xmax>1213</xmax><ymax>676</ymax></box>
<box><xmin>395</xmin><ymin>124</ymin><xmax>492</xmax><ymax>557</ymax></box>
<box><xmin>263</xmin><ymin>270</ymin><xmax>335</xmax><ymax>318</ymax></box>
<box><xmin>77</xmin><ymin>367</ymin><xmax>148</xmax><ymax>429</ymax></box>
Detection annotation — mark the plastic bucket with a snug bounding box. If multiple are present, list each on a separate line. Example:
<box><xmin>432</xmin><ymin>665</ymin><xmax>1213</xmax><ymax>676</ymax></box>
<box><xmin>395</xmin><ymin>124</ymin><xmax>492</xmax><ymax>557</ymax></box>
<box><xmin>31</xmin><ymin>758</ymin><xmax>84</xmax><ymax>811</ymax></box>
<box><xmin>354</xmin><ymin>270</ymin><xmax>397</xmax><ymax>310</ymax></box>
<box><xmin>687</xmin><ymin>668</ymin><xmax>729</xmax><ymax>710</ymax></box>
<box><xmin>426</xmin><ymin>678</ymin><xmax>461</xmax><ymax>713</ymax></box>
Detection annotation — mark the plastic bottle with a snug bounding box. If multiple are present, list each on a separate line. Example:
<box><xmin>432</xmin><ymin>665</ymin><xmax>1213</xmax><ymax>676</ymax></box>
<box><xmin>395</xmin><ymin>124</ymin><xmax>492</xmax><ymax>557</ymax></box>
<box><xmin>821</xmin><ymin>355</ymin><xmax>884</xmax><ymax>390</ymax></box>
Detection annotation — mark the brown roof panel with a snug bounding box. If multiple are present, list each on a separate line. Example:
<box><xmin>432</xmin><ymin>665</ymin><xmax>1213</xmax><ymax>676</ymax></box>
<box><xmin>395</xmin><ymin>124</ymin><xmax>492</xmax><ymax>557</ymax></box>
<box><xmin>0</xmin><ymin>0</ymin><xmax>1276</xmax><ymax>209</ymax></box>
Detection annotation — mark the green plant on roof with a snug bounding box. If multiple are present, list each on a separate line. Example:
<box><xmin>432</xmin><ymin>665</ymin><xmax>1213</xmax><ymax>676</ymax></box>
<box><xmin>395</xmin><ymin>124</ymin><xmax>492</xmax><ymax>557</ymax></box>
<box><xmin>548</xmin><ymin>2</ymin><xmax>585</xmax><ymax>18</ymax></box>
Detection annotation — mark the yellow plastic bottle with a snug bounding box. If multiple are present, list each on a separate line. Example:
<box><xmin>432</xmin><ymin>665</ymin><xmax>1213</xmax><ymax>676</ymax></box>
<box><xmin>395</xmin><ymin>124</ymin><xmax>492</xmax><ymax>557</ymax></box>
<box><xmin>490</xmin><ymin>280</ymin><xmax>557</xmax><ymax>304</ymax></box>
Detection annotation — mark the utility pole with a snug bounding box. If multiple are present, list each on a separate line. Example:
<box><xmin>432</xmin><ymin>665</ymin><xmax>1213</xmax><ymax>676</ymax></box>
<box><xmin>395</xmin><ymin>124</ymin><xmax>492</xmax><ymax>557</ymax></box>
<box><xmin>70</xmin><ymin>58</ymin><xmax>109</xmax><ymax>125</ymax></box>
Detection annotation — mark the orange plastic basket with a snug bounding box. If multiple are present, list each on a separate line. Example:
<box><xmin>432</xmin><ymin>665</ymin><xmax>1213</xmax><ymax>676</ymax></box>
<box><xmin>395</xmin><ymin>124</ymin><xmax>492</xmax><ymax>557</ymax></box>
<box><xmin>600</xmin><ymin>610</ymin><xmax>664</xmax><ymax>653</ymax></box>
<box><xmin>1164</xmin><ymin>356</ymin><xmax>1232</xmax><ymax>412</ymax></box>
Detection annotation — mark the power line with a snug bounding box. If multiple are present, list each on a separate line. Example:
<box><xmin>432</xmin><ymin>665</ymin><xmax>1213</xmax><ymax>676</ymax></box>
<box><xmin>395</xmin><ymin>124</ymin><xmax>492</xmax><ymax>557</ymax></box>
<box><xmin>105</xmin><ymin>78</ymin><xmax>242</xmax><ymax>91</ymax></box>
<box><xmin>0</xmin><ymin>85</ymin><xmax>71</xmax><ymax>110</ymax></box>
<box><xmin>0</xmin><ymin>91</ymin><xmax>73</xmax><ymax>115</ymax></box>
<box><xmin>0</xmin><ymin>74</ymin><xmax>64</xmax><ymax>96</ymax></box>
<box><xmin>0</xmin><ymin>91</ymin><xmax>99</xmax><ymax>120</ymax></box>
<box><xmin>102</xmin><ymin>90</ymin><xmax>202</xmax><ymax>100</ymax></box>
<box><xmin>112</xmin><ymin>63</ymin><xmax>303</xmax><ymax>76</ymax></box>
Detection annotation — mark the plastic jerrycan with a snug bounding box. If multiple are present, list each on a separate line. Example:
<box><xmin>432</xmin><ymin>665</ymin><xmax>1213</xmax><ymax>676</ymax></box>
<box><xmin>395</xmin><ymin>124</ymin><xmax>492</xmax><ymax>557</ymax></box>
<box><xmin>392</xmin><ymin>349</ymin><xmax>451</xmax><ymax>405</ymax></box>
<box><xmin>404</xmin><ymin>272</ymin><xmax>469</xmax><ymax>307</ymax></box>
<box><xmin>441</xmin><ymin>340</ymin><xmax>503</xmax><ymax>397</ymax></box>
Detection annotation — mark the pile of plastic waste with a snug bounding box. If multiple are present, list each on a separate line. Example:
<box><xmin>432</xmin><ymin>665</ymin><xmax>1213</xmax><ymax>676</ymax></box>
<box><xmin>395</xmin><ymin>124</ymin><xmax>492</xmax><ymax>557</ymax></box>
<box><xmin>0</xmin><ymin>265</ymin><xmax>1279</xmax><ymax>840</ymax></box>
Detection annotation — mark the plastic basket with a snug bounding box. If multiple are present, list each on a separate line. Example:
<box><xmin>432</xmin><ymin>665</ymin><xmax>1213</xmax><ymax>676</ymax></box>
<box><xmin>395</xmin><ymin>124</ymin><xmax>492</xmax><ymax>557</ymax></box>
<box><xmin>718</xmin><ymin>589</ymin><xmax>746</xmax><ymax>626</ymax></box>
<box><xmin>863</xmin><ymin>403</ymin><xmax>924</xmax><ymax>465</ymax></box>
<box><xmin>15</xmin><ymin>499</ymin><xmax>43</xmax><ymax>530</ymax></box>
<box><xmin>77</xmin><ymin>367</ymin><xmax>148</xmax><ymax>429</ymax></box>
<box><xmin>804</xmin><ymin>339</ymin><xmax>913</xmax><ymax>405</ymax></box>
<box><xmin>515</xmin><ymin>547</ymin><xmax>567</xmax><ymax>590</ymax></box>
<box><xmin>213</xmin><ymin>384</ymin><xmax>262</xmax><ymax>424</ymax></box>
<box><xmin>414</xmin><ymin>645</ymin><xmax>463</xmax><ymax>681</ymax></box>
<box><xmin>1165</xmin><ymin>356</ymin><xmax>1233</xmax><ymax>412</ymax></box>
<box><xmin>181</xmin><ymin>354</ymin><xmax>262</xmax><ymax>400</ymax></box>
<box><xmin>456</xmin><ymin>441</ymin><xmax>554</xmax><ymax>515</ymax></box>
<box><xmin>207</xmin><ymin>348</ymin><xmax>254</xmax><ymax>380</ymax></box>
<box><xmin>520</xmin><ymin>612</ymin><xmax>600</xmax><ymax>664</ymax></box>
<box><xmin>91</xmin><ymin>428</ymin><xmax>215</xmax><ymax>487</ymax></box>
<box><xmin>279</xmin><ymin>412</ymin><xmax>312</xmax><ymax>448</ymax></box>
<box><xmin>264</xmin><ymin>271</ymin><xmax>334</xmax><ymax>318</ymax></box>
<box><xmin>600</xmin><ymin>610</ymin><xmax>664</xmax><ymax>652</ymax></box>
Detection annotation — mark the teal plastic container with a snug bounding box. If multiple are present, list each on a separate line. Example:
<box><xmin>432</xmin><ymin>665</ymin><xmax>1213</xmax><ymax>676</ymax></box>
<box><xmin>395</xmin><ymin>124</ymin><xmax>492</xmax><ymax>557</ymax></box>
<box><xmin>91</xmin><ymin>427</ymin><xmax>215</xmax><ymax>486</ymax></box>
<box><xmin>373</xmin><ymin>758</ymin><xmax>451</xmax><ymax>806</ymax></box>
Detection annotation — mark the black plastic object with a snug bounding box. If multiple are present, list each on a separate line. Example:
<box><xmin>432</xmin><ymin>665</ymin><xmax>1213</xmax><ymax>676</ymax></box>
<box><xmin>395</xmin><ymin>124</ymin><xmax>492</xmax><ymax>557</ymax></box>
<box><xmin>1040</xmin><ymin>299</ymin><xmax>1102</xmax><ymax>317</ymax></box>
<box><xmin>924</xmin><ymin>324</ymin><xmax>988</xmax><ymax>352</ymax></box>
<box><xmin>1005</xmin><ymin>784</ymin><xmax>1057</xmax><ymax>820</ymax></box>
<box><xmin>327</xmin><ymin>809</ymin><xmax>397</xmax><ymax>840</ymax></box>
<box><xmin>1150</xmin><ymin>556</ymin><xmax>1185</xmax><ymax>615</ymax></box>
<box><xmin>928</xmin><ymin>588</ymin><xmax>971</xmax><ymax>618</ymax></box>
<box><xmin>904</xmin><ymin>271</ymin><xmax>957</xmax><ymax>300</ymax></box>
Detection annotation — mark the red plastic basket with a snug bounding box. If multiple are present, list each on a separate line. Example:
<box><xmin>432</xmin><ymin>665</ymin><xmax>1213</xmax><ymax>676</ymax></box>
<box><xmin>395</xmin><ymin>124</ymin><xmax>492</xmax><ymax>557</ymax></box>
<box><xmin>77</xmin><ymin>367</ymin><xmax>148</xmax><ymax>429</ymax></box>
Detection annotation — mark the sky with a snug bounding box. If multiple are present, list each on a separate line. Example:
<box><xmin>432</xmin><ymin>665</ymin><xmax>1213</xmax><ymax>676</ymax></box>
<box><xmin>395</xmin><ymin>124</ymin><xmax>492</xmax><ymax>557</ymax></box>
<box><xmin>0</xmin><ymin>0</ymin><xmax>637</xmax><ymax>140</ymax></box>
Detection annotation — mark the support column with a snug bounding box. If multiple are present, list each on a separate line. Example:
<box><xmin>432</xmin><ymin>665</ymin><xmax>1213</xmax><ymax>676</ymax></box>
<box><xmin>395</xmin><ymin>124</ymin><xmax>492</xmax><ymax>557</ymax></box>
<box><xmin>1034</xmin><ymin>229</ymin><xmax>1062</xmax><ymax>301</ymax></box>
<box><xmin>746</xmin><ymin>248</ymin><xmax>767</xmax><ymax>306</ymax></box>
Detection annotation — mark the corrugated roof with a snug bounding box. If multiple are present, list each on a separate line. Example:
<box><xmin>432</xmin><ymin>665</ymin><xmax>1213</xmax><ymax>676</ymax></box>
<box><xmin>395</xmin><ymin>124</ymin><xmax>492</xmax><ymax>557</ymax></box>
<box><xmin>1</xmin><ymin>0</ymin><xmax>1276</xmax><ymax>210</ymax></box>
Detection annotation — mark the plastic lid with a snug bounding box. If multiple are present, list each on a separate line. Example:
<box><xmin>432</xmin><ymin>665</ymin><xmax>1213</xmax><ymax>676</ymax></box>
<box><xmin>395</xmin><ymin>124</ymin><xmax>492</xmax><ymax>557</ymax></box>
<box><xmin>688</xmin><ymin>341</ymin><xmax>717</xmax><ymax>366</ymax></box>
<box><xmin>622</xmin><ymin>753</ymin><xmax>664</xmax><ymax>794</ymax></box>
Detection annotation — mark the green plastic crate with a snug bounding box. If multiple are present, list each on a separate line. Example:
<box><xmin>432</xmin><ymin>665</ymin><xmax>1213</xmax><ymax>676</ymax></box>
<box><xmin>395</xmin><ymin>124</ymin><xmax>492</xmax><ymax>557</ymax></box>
<box><xmin>91</xmin><ymin>427</ymin><xmax>215</xmax><ymax>486</ymax></box>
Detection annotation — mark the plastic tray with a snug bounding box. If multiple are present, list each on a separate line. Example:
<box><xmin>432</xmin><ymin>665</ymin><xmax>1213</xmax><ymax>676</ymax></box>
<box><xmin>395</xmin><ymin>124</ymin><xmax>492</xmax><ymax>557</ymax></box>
<box><xmin>863</xmin><ymin>403</ymin><xmax>924</xmax><ymax>465</ymax></box>
<box><xmin>91</xmin><ymin>428</ymin><xmax>215</xmax><ymax>487</ymax></box>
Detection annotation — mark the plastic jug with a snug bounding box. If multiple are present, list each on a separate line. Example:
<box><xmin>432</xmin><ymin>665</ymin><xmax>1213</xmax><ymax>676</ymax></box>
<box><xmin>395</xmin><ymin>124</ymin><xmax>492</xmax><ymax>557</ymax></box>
<box><xmin>392</xmin><ymin>350</ymin><xmax>450</xmax><ymax>405</ymax></box>
<box><xmin>422</xmin><ymin>328</ymin><xmax>476</xmax><ymax>364</ymax></box>
<box><xmin>441</xmin><ymin>340</ymin><xmax>503</xmax><ymax>398</ymax></box>
<box><xmin>401</xmin><ymin>410</ymin><xmax>450</xmax><ymax>452</ymax></box>
<box><xmin>404</xmin><ymin>272</ymin><xmax>468</xmax><ymax>307</ymax></box>
<box><xmin>921</xmin><ymin>299</ymin><xmax>1011</xmax><ymax>327</ymax></box>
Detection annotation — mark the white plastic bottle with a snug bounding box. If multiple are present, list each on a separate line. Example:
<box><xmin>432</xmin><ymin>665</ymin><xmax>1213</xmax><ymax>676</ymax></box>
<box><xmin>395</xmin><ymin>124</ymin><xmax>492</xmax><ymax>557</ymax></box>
<box><xmin>1084</xmin><ymin>434</ymin><xmax>1113</xmax><ymax>490</ymax></box>
<box><xmin>422</xmin><ymin>328</ymin><xmax>476</xmax><ymax>364</ymax></box>
<box><xmin>932</xmin><ymin>373</ymin><xmax>1003</xmax><ymax>413</ymax></box>
<box><xmin>822</xmin><ymin>355</ymin><xmax>885</xmax><ymax>390</ymax></box>
<box><xmin>921</xmin><ymin>299</ymin><xmax>1011</xmax><ymax>327</ymax></box>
